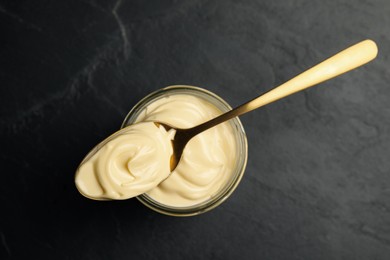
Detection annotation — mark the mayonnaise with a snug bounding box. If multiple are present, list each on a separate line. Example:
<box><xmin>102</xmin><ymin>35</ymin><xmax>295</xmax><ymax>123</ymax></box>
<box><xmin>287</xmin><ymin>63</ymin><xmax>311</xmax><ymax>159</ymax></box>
<box><xmin>75</xmin><ymin>92</ymin><xmax>238</xmax><ymax>208</ymax></box>
<box><xmin>134</xmin><ymin>94</ymin><xmax>237</xmax><ymax>207</ymax></box>
<box><xmin>75</xmin><ymin>122</ymin><xmax>174</xmax><ymax>200</ymax></box>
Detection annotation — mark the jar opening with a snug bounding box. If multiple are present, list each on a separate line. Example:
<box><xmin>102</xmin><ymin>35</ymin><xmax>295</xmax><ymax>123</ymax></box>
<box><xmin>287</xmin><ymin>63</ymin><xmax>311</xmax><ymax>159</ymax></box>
<box><xmin>122</xmin><ymin>85</ymin><xmax>248</xmax><ymax>216</ymax></box>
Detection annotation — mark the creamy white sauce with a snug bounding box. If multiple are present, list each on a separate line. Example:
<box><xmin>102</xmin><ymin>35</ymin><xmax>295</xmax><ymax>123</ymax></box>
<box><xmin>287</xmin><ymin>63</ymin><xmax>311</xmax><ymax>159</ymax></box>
<box><xmin>75</xmin><ymin>93</ymin><xmax>237</xmax><ymax>207</ymax></box>
<box><xmin>134</xmin><ymin>94</ymin><xmax>237</xmax><ymax>207</ymax></box>
<box><xmin>75</xmin><ymin>122</ymin><xmax>174</xmax><ymax>200</ymax></box>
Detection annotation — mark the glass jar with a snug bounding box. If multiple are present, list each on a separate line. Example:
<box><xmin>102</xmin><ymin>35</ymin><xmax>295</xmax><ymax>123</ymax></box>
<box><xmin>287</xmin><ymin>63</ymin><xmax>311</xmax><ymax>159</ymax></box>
<box><xmin>121</xmin><ymin>85</ymin><xmax>248</xmax><ymax>216</ymax></box>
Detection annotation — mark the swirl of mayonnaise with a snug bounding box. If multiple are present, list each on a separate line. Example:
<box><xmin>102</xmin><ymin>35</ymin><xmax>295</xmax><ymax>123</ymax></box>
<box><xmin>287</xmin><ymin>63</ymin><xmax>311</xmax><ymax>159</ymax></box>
<box><xmin>75</xmin><ymin>122</ymin><xmax>174</xmax><ymax>200</ymax></box>
<box><xmin>134</xmin><ymin>94</ymin><xmax>237</xmax><ymax>207</ymax></box>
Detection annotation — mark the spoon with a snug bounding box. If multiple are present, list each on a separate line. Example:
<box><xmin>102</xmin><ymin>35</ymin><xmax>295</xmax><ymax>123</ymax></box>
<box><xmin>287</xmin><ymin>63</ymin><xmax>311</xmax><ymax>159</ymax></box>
<box><xmin>156</xmin><ymin>39</ymin><xmax>378</xmax><ymax>171</ymax></box>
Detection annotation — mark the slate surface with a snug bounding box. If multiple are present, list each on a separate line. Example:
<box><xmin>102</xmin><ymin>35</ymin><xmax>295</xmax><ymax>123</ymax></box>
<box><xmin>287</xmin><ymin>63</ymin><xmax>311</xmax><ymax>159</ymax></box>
<box><xmin>1</xmin><ymin>0</ymin><xmax>390</xmax><ymax>259</ymax></box>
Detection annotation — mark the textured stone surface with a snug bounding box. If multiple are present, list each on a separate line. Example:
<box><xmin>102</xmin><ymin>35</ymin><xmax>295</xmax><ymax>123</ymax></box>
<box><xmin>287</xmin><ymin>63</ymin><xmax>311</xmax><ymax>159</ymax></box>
<box><xmin>1</xmin><ymin>0</ymin><xmax>390</xmax><ymax>259</ymax></box>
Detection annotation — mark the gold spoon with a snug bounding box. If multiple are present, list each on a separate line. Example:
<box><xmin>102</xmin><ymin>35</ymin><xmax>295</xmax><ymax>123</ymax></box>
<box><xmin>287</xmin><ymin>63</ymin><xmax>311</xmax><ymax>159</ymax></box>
<box><xmin>157</xmin><ymin>39</ymin><xmax>378</xmax><ymax>171</ymax></box>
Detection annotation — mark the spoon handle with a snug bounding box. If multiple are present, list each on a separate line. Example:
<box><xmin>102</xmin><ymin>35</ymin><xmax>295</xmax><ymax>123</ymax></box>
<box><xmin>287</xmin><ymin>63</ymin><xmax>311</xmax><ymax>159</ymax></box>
<box><xmin>190</xmin><ymin>39</ymin><xmax>378</xmax><ymax>135</ymax></box>
<box><xmin>239</xmin><ymin>39</ymin><xmax>378</xmax><ymax>111</ymax></box>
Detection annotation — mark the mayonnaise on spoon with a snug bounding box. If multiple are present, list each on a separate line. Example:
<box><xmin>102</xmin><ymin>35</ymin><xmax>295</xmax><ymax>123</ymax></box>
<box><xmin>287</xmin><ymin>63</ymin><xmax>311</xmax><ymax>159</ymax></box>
<box><xmin>75</xmin><ymin>122</ymin><xmax>175</xmax><ymax>200</ymax></box>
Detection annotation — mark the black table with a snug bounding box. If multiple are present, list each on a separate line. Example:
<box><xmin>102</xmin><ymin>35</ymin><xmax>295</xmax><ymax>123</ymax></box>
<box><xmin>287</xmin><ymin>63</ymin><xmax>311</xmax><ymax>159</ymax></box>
<box><xmin>1</xmin><ymin>0</ymin><xmax>390</xmax><ymax>259</ymax></box>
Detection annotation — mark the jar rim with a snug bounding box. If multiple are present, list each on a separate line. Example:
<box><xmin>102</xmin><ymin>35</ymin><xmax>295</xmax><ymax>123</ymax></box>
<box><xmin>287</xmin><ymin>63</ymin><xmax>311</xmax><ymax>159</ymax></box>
<box><xmin>121</xmin><ymin>85</ymin><xmax>248</xmax><ymax>217</ymax></box>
